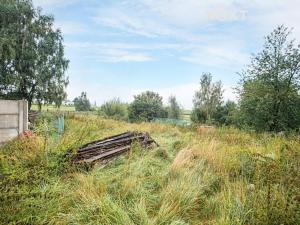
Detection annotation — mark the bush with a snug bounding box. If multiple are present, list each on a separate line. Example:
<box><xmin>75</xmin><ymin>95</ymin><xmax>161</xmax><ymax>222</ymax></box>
<box><xmin>213</xmin><ymin>101</ymin><xmax>237</xmax><ymax>126</ymax></box>
<box><xmin>238</xmin><ymin>26</ymin><xmax>300</xmax><ymax>132</ymax></box>
<box><xmin>128</xmin><ymin>91</ymin><xmax>166</xmax><ymax>122</ymax></box>
<box><xmin>190</xmin><ymin>108</ymin><xmax>207</xmax><ymax>123</ymax></box>
<box><xmin>100</xmin><ymin>98</ymin><xmax>128</xmax><ymax>121</ymax></box>
<box><xmin>168</xmin><ymin>95</ymin><xmax>181</xmax><ymax>119</ymax></box>
<box><xmin>73</xmin><ymin>92</ymin><xmax>91</xmax><ymax>111</ymax></box>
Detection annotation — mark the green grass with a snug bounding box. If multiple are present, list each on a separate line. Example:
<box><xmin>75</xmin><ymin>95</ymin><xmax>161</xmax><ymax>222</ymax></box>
<box><xmin>0</xmin><ymin>115</ymin><xmax>299</xmax><ymax>224</ymax></box>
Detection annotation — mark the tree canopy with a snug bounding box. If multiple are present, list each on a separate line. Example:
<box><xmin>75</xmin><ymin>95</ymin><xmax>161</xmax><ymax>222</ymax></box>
<box><xmin>0</xmin><ymin>0</ymin><xmax>69</xmax><ymax>109</ymax></box>
<box><xmin>214</xmin><ymin>100</ymin><xmax>237</xmax><ymax>126</ymax></box>
<box><xmin>192</xmin><ymin>73</ymin><xmax>223</xmax><ymax>123</ymax></box>
<box><xmin>128</xmin><ymin>91</ymin><xmax>165</xmax><ymax>122</ymax></box>
<box><xmin>239</xmin><ymin>25</ymin><xmax>300</xmax><ymax>132</ymax></box>
<box><xmin>167</xmin><ymin>95</ymin><xmax>181</xmax><ymax>119</ymax></box>
<box><xmin>73</xmin><ymin>92</ymin><xmax>91</xmax><ymax>111</ymax></box>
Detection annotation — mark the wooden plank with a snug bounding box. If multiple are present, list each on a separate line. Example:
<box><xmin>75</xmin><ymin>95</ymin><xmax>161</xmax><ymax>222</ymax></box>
<box><xmin>78</xmin><ymin>134</ymin><xmax>145</xmax><ymax>152</ymax></box>
<box><xmin>83</xmin><ymin>146</ymin><xmax>130</xmax><ymax>163</ymax></box>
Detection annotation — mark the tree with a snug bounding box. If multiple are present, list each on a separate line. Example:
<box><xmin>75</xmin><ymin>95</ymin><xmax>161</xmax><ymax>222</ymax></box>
<box><xmin>128</xmin><ymin>91</ymin><xmax>165</xmax><ymax>122</ymax></box>
<box><xmin>0</xmin><ymin>0</ymin><xmax>69</xmax><ymax>110</ymax></box>
<box><xmin>73</xmin><ymin>92</ymin><xmax>91</xmax><ymax>111</ymax></box>
<box><xmin>192</xmin><ymin>73</ymin><xmax>223</xmax><ymax>123</ymax></box>
<box><xmin>239</xmin><ymin>25</ymin><xmax>300</xmax><ymax>132</ymax></box>
<box><xmin>100</xmin><ymin>98</ymin><xmax>128</xmax><ymax>121</ymax></box>
<box><xmin>191</xmin><ymin>108</ymin><xmax>207</xmax><ymax>124</ymax></box>
<box><xmin>213</xmin><ymin>100</ymin><xmax>237</xmax><ymax>126</ymax></box>
<box><xmin>167</xmin><ymin>95</ymin><xmax>181</xmax><ymax>119</ymax></box>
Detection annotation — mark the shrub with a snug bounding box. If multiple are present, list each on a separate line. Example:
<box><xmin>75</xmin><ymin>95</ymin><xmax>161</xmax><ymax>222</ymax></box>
<box><xmin>238</xmin><ymin>25</ymin><xmax>300</xmax><ymax>132</ymax></box>
<box><xmin>100</xmin><ymin>98</ymin><xmax>128</xmax><ymax>121</ymax></box>
<box><xmin>213</xmin><ymin>101</ymin><xmax>237</xmax><ymax>126</ymax></box>
<box><xmin>128</xmin><ymin>91</ymin><xmax>166</xmax><ymax>122</ymax></box>
<box><xmin>168</xmin><ymin>95</ymin><xmax>181</xmax><ymax>119</ymax></box>
<box><xmin>73</xmin><ymin>92</ymin><xmax>91</xmax><ymax>111</ymax></box>
<box><xmin>190</xmin><ymin>107</ymin><xmax>207</xmax><ymax>123</ymax></box>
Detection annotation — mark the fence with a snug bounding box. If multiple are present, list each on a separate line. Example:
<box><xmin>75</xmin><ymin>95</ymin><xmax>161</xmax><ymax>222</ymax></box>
<box><xmin>0</xmin><ymin>100</ymin><xmax>28</xmax><ymax>145</ymax></box>
<box><xmin>152</xmin><ymin>118</ymin><xmax>191</xmax><ymax>127</ymax></box>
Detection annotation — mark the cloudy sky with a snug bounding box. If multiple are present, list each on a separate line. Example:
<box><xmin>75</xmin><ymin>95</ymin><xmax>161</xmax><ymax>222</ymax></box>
<box><xmin>33</xmin><ymin>0</ymin><xmax>300</xmax><ymax>109</ymax></box>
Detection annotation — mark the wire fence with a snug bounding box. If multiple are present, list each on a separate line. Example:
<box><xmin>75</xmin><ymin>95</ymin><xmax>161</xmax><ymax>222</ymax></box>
<box><xmin>152</xmin><ymin>118</ymin><xmax>192</xmax><ymax>127</ymax></box>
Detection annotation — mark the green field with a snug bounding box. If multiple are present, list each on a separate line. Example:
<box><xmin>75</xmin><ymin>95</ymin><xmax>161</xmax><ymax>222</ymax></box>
<box><xmin>0</xmin><ymin>115</ymin><xmax>299</xmax><ymax>225</ymax></box>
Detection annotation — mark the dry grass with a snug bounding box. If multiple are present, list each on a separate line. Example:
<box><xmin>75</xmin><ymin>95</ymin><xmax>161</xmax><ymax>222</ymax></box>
<box><xmin>0</xmin><ymin>114</ymin><xmax>299</xmax><ymax>225</ymax></box>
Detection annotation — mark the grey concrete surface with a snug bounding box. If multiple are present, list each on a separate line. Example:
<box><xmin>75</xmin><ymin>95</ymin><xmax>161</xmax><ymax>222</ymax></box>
<box><xmin>0</xmin><ymin>100</ymin><xmax>28</xmax><ymax>145</ymax></box>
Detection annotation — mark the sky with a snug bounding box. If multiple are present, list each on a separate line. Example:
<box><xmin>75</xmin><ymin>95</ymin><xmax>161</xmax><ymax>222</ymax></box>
<box><xmin>33</xmin><ymin>0</ymin><xmax>300</xmax><ymax>109</ymax></box>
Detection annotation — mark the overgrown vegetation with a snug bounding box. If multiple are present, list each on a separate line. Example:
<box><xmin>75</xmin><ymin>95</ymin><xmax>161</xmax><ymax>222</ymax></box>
<box><xmin>167</xmin><ymin>95</ymin><xmax>181</xmax><ymax>119</ymax></box>
<box><xmin>74</xmin><ymin>92</ymin><xmax>92</xmax><ymax>111</ymax></box>
<box><xmin>1</xmin><ymin>1</ymin><xmax>300</xmax><ymax>223</ymax></box>
<box><xmin>191</xmin><ymin>73</ymin><xmax>223</xmax><ymax>124</ymax></box>
<box><xmin>1</xmin><ymin>115</ymin><xmax>299</xmax><ymax>224</ymax></box>
<box><xmin>238</xmin><ymin>25</ymin><xmax>300</xmax><ymax>132</ymax></box>
<box><xmin>100</xmin><ymin>98</ymin><xmax>128</xmax><ymax>121</ymax></box>
<box><xmin>128</xmin><ymin>91</ymin><xmax>167</xmax><ymax>122</ymax></box>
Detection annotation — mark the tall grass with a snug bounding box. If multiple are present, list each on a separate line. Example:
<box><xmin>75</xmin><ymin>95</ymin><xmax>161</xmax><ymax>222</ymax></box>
<box><xmin>0</xmin><ymin>114</ymin><xmax>299</xmax><ymax>224</ymax></box>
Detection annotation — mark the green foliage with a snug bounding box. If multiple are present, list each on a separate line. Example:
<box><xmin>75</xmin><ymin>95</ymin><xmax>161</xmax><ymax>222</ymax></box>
<box><xmin>239</xmin><ymin>25</ymin><xmax>300</xmax><ymax>132</ymax></box>
<box><xmin>0</xmin><ymin>0</ymin><xmax>69</xmax><ymax>109</ymax></box>
<box><xmin>1</xmin><ymin>116</ymin><xmax>300</xmax><ymax>224</ymax></box>
<box><xmin>0</xmin><ymin>136</ymin><xmax>70</xmax><ymax>224</ymax></box>
<box><xmin>193</xmin><ymin>73</ymin><xmax>223</xmax><ymax>123</ymax></box>
<box><xmin>190</xmin><ymin>107</ymin><xmax>207</xmax><ymax>123</ymax></box>
<box><xmin>167</xmin><ymin>95</ymin><xmax>181</xmax><ymax>119</ymax></box>
<box><xmin>128</xmin><ymin>91</ymin><xmax>166</xmax><ymax>122</ymax></box>
<box><xmin>100</xmin><ymin>98</ymin><xmax>128</xmax><ymax>121</ymax></box>
<box><xmin>74</xmin><ymin>92</ymin><xmax>91</xmax><ymax>111</ymax></box>
<box><xmin>213</xmin><ymin>101</ymin><xmax>237</xmax><ymax>126</ymax></box>
<box><xmin>225</xmin><ymin>145</ymin><xmax>300</xmax><ymax>225</ymax></box>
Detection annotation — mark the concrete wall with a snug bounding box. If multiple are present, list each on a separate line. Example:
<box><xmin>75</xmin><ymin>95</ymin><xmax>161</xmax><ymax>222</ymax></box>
<box><xmin>0</xmin><ymin>100</ymin><xmax>28</xmax><ymax>145</ymax></box>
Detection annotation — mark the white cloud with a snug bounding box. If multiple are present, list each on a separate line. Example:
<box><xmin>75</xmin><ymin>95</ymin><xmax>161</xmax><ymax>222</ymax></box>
<box><xmin>66</xmin><ymin>41</ymin><xmax>155</xmax><ymax>62</ymax></box>
<box><xmin>66</xmin><ymin>40</ymin><xmax>249</xmax><ymax>66</ymax></box>
<box><xmin>90</xmin><ymin>49</ymin><xmax>154</xmax><ymax>63</ymax></box>
<box><xmin>65</xmin><ymin>41</ymin><xmax>182</xmax><ymax>50</ymax></box>
<box><xmin>89</xmin><ymin>0</ymin><xmax>251</xmax><ymax>67</ymax></box>
<box><xmin>246</xmin><ymin>0</ymin><xmax>300</xmax><ymax>39</ymax></box>
<box><xmin>67</xmin><ymin>81</ymin><xmax>137</xmax><ymax>106</ymax></box>
<box><xmin>33</xmin><ymin>0</ymin><xmax>78</xmax><ymax>8</ymax></box>
<box><xmin>54</xmin><ymin>21</ymin><xmax>86</xmax><ymax>35</ymax></box>
<box><xmin>181</xmin><ymin>43</ymin><xmax>249</xmax><ymax>68</ymax></box>
<box><xmin>93</xmin><ymin>9</ymin><xmax>175</xmax><ymax>38</ymax></box>
<box><xmin>140</xmin><ymin>0</ymin><xmax>247</xmax><ymax>26</ymax></box>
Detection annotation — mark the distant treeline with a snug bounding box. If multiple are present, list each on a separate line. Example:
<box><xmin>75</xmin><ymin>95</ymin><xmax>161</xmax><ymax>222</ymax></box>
<box><xmin>74</xmin><ymin>25</ymin><xmax>300</xmax><ymax>132</ymax></box>
<box><xmin>1</xmin><ymin>0</ymin><xmax>299</xmax><ymax>132</ymax></box>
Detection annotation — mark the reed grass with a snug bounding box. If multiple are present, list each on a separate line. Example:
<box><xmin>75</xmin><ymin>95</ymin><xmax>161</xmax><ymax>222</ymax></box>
<box><xmin>0</xmin><ymin>114</ymin><xmax>299</xmax><ymax>224</ymax></box>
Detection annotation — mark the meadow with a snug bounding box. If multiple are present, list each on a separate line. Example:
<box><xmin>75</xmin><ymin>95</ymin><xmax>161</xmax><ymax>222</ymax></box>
<box><xmin>0</xmin><ymin>115</ymin><xmax>299</xmax><ymax>225</ymax></box>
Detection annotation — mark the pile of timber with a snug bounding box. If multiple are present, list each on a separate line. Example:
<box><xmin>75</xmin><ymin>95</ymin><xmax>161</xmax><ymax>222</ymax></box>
<box><xmin>71</xmin><ymin>131</ymin><xmax>158</xmax><ymax>164</ymax></box>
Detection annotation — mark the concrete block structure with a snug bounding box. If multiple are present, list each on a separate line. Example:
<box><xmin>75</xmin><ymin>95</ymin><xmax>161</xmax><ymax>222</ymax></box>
<box><xmin>0</xmin><ymin>100</ymin><xmax>28</xmax><ymax>145</ymax></box>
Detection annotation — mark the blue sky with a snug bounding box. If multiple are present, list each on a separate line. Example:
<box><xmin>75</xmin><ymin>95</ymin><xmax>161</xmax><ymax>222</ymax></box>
<box><xmin>33</xmin><ymin>0</ymin><xmax>300</xmax><ymax>109</ymax></box>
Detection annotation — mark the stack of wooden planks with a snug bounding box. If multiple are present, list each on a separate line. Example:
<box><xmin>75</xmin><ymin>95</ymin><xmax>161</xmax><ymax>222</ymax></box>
<box><xmin>71</xmin><ymin>131</ymin><xmax>158</xmax><ymax>164</ymax></box>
